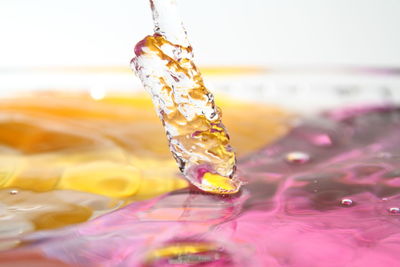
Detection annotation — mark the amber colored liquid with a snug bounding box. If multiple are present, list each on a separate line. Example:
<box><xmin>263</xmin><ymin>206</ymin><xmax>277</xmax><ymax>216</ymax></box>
<box><xmin>133</xmin><ymin>34</ymin><xmax>241</xmax><ymax>193</ymax></box>
<box><xmin>0</xmin><ymin>91</ymin><xmax>290</xmax><ymax>240</ymax></box>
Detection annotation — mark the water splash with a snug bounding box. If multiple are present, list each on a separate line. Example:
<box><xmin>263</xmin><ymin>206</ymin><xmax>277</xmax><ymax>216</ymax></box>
<box><xmin>131</xmin><ymin>0</ymin><xmax>240</xmax><ymax>193</ymax></box>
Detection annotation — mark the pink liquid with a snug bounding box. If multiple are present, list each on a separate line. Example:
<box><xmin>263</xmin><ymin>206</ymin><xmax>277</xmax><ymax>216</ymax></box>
<box><xmin>1</xmin><ymin>105</ymin><xmax>400</xmax><ymax>266</ymax></box>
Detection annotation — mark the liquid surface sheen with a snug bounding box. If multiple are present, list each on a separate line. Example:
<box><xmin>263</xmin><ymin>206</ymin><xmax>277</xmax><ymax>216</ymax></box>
<box><xmin>0</xmin><ymin>97</ymin><xmax>399</xmax><ymax>266</ymax></box>
<box><xmin>0</xmin><ymin>92</ymin><xmax>290</xmax><ymax>251</ymax></box>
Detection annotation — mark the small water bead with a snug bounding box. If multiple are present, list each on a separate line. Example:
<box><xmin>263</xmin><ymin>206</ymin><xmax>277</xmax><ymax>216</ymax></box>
<box><xmin>9</xmin><ymin>190</ymin><xmax>18</xmax><ymax>195</ymax></box>
<box><xmin>388</xmin><ymin>207</ymin><xmax>400</xmax><ymax>214</ymax></box>
<box><xmin>285</xmin><ymin>152</ymin><xmax>310</xmax><ymax>164</ymax></box>
<box><xmin>340</xmin><ymin>198</ymin><xmax>353</xmax><ymax>207</ymax></box>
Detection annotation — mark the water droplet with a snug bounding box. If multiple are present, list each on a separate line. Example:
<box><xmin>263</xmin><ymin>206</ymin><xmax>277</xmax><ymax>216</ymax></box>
<box><xmin>340</xmin><ymin>198</ymin><xmax>353</xmax><ymax>206</ymax></box>
<box><xmin>388</xmin><ymin>207</ymin><xmax>400</xmax><ymax>214</ymax></box>
<box><xmin>9</xmin><ymin>190</ymin><xmax>18</xmax><ymax>195</ymax></box>
<box><xmin>285</xmin><ymin>152</ymin><xmax>310</xmax><ymax>164</ymax></box>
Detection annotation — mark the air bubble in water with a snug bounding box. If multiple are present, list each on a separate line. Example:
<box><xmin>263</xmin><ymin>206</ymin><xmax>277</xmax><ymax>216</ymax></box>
<box><xmin>340</xmin><ymin>198</ymin><xmax>353</xmax><ymax>206</ymax></box>
<box><xmin>285</xmin><ymin>152</ymin><xmax>310</xmax><ymax>164</ymax></box>
<box><xmin>388</xmin><ymin>207</ymin><xmax>400</xmax><ymax>214</ymax></box>
<box><xmin>9</xmin><ymin>190</ymin><xmax>18</xmax><ymax>195</ymax></box>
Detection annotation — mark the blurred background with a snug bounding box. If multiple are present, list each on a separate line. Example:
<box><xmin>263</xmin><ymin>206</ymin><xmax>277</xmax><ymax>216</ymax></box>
<box><xmin>1</xmin><ymin>0</ymin><xmax>400</xmax><ymax>67</ymax></box>
<box><xmin>1</xmin><ymin>0</ymin><xmax>400</xmax><ymax>110</ymax></box>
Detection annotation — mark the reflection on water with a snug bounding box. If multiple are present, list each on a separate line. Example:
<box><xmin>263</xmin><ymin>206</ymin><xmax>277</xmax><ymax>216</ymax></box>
<box><xmin>0</xmin><ymin>92</ymin><xmax>290</xmax><ymax>252</ymax></box>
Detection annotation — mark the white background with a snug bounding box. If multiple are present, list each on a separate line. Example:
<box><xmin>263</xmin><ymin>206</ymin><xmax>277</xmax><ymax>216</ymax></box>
<box><xmin>1</xmin><ymin>0</ymin><xmax>400</xmax><ymax>68</ymax></box>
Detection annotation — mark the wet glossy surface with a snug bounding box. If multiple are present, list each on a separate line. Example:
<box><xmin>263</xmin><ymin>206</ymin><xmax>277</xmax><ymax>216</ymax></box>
<box><xmin>1</xmin><ymin>102</ymin><xmax>399</xmax><ymax>266</ymax></box>
<box><xmin>0</xmin><ymin>92</ymin><xmax>290</xmax><ymax>252</ymax></box>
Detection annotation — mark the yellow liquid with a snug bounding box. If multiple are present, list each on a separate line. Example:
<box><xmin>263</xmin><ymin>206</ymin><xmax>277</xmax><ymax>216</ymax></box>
<box><xmin>0</xmin><ymin>91</ymin><xmax>290</xmax><ymax>239</ymax></box>
<box><xmin>133</xmin><ymin>35</ymin><xmax>239</xmax><ymax>193</ymax></box>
